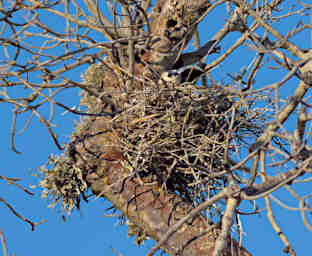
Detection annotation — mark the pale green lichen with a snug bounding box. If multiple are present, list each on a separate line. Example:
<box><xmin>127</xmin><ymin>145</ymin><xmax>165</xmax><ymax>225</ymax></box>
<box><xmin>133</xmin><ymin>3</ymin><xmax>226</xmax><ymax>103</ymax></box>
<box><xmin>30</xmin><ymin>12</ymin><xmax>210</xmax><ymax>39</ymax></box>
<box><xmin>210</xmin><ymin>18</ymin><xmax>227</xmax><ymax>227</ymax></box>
<box><xmin>126</xmin><ymin>220</ymin><xmax>150</xmax><ymax>245</ymax></box>
<box><xmin>82</xmin><ymin>63</ymin><xmax>107</xmax><ymax>85</ymax></box>
<box><xmin>80</xmin><ymin>63</ymin><xmax>108</xmax><ymax>114</ymax></box>
<box><xmin>39</xmin><ymin>155</ymin><xmax>87</xmax><ymax>215</ymax></box>
<box><xmin>39</xmin><ymin>64</ymin><xmax>108</xmax><ymax>215</ymax></box>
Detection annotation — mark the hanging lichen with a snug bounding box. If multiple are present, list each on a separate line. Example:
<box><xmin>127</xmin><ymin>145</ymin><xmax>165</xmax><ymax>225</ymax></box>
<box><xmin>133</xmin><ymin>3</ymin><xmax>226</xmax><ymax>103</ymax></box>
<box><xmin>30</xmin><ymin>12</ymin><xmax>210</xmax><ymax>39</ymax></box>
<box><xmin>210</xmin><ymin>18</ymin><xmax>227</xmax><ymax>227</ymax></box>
<box><xmin>39</xmin><ymin>154</ymin><xmax>88</xmax><ymax>215</ymax></box>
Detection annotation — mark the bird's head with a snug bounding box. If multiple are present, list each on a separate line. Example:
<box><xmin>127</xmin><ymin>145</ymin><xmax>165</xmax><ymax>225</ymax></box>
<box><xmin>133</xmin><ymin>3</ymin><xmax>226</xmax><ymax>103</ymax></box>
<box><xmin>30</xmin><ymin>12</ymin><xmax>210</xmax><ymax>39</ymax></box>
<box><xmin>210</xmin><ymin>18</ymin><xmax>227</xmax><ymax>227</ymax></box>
<box><xmin>159</xmin><ymin>70</ymin><xmax>182</xmax><ymax>86</ymax></box>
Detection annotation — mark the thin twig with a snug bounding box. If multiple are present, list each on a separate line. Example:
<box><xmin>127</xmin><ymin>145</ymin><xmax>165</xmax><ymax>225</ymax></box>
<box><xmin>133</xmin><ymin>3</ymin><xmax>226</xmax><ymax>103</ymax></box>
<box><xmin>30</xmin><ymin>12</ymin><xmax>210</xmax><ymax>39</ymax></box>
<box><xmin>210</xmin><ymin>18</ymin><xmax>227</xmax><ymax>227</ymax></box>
<box><xmin>0</xmin><ymin>228</ymin><xmax>8</xmax><ymax>256</ymax></box>
<box><xmin>0</xmin><ymin>197</ymin><xmax>46</xmax><ymax>231</ymax></box>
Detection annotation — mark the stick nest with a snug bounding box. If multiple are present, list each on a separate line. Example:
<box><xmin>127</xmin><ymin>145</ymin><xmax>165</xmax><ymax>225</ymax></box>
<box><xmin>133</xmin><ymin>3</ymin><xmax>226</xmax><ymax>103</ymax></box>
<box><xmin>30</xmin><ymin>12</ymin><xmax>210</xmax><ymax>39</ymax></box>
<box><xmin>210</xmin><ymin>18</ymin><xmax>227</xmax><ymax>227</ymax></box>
<box><xmin>117</xmin><ymin>80</ymin><xmax>262</xmax><ymax>203</ymax></box>
<box><xmin>38</xmin><ymin>64</ymin><xmax>265</xmax><ymax>214</ymax></box>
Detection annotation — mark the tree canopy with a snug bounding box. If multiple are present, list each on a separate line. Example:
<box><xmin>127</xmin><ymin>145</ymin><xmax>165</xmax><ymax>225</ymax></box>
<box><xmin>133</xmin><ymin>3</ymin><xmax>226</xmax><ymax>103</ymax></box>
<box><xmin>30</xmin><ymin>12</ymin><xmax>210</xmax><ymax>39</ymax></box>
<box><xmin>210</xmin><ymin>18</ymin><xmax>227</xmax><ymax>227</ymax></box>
<box><xmin>1</xmin><ymin>1</ymin><xmax>312</xmax><ymax>255</ymax></box>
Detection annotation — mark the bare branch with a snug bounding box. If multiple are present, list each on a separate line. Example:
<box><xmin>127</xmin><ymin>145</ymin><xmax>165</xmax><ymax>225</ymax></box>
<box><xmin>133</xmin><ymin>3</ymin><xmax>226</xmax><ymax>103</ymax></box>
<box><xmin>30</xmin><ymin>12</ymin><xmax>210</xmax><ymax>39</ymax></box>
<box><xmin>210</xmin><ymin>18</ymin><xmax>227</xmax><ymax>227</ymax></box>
<box><xmin>0</xmin><ymin>229</ymin><xmax>8</xmax><ymax>256</ymax></box>
<box><xmin>0</xmin><ymin>197</ymin><xmax>46</xmax><ymax>231</ymax></box>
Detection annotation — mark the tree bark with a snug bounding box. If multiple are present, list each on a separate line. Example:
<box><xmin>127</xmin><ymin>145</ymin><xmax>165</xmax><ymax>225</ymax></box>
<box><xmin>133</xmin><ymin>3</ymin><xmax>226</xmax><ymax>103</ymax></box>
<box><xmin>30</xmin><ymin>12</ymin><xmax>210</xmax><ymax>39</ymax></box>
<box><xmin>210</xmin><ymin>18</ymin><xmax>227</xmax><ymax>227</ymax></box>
<box><xmin>69</xmin><ymin>1</ymin><xmax>253</xmax><ymax>255</ymax></box>
<box><xmin>72</xmin><ymin>114</ymin><xmax>251</xmax><ymax>256</ymax></box>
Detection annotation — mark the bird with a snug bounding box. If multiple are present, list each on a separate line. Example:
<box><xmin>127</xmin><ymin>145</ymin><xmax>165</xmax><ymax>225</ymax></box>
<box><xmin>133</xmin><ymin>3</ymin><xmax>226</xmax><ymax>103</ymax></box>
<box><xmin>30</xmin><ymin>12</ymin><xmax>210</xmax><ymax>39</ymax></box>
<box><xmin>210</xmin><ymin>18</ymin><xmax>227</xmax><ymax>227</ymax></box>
<box><xmin>159</xmin><ymin>65</ymin><xmax>205</xmax><ymax>87</ymax></box>
<box><xmin>178</xmin><ymin>65</ymin><xmax>206</xmax><ymax>84</ymax></box>
<box><xmin>159</xmin><ymin>69</ymin><xmax>182</xmax><ymax>87</ymax></box>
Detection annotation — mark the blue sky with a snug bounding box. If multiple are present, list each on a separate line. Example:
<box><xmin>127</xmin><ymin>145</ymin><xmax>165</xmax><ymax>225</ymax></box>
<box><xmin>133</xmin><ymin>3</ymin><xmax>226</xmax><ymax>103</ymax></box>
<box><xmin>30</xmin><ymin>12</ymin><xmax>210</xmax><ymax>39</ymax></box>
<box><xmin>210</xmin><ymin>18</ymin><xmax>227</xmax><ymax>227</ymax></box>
<box><xmin>1</xmin><ymin>1</ymin><xmax>311</xmax><ymax>256</ymax></box>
